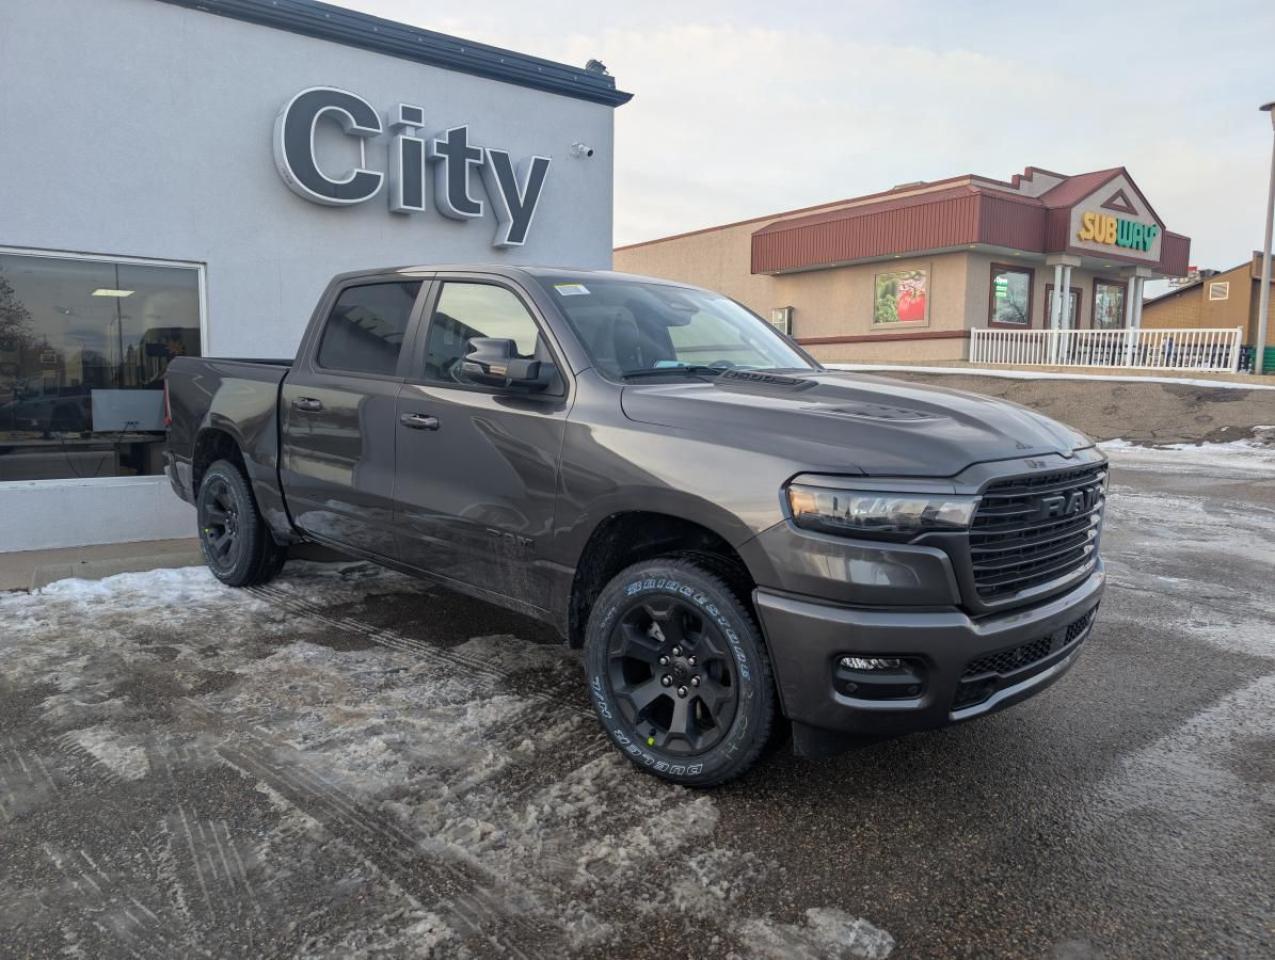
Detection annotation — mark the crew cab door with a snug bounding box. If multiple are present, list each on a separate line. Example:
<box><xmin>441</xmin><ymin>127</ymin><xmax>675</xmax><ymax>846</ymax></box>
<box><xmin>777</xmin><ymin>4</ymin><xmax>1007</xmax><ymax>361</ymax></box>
<box><xmin>392</xmin><ymin>276</ymin><xmax>570</xmax><ymax>613</ymax></box>
<box><xmin>279</xmin><ymin>278</ymin><xmax>425</xmax><ymax>558</ymax></box>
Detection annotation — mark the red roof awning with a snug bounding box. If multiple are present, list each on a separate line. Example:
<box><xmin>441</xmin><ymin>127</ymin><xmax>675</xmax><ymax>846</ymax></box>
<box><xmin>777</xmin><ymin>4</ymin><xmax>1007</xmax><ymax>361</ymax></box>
<box><xmin>750</xmin><ymin>167</ymin><xmax>1189</xmax><ymax>277</ymax></box>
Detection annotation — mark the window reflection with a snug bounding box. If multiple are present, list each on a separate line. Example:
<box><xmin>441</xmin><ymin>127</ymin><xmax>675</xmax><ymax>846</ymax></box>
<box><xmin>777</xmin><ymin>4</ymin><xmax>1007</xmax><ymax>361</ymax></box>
<box><xmin>1093</xmin><ymin>280</ymin><xmax>1127</xmax><ymax>330</ymax></box>
<box><xmin>0</xmin><ymin>251</ymin><xmax>201</xmax><ymax>481</ymax></box>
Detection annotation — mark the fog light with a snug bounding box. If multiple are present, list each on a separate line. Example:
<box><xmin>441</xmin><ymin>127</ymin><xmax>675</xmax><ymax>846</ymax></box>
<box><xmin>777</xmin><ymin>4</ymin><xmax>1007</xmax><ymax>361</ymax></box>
<box><xmin>839</xmin><ymin>656</ymin><xmax>904</xmax><ymax>671</ymax></box>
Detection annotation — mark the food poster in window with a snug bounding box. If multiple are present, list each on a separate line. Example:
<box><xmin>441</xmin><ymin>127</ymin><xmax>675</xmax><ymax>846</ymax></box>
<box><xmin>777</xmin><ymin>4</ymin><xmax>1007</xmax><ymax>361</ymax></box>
<box><xmin>873</xmin><ymin>268</ymin><xmax>928</xmax><ymax>325</ymax></box>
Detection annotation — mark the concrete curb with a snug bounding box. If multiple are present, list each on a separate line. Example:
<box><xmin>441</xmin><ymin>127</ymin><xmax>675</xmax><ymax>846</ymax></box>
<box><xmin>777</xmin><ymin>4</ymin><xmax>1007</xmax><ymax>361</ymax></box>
<box><xmin>0</xmin><ymin>539</ymin><xmax>203</xmax><ymax>592</ymax></box>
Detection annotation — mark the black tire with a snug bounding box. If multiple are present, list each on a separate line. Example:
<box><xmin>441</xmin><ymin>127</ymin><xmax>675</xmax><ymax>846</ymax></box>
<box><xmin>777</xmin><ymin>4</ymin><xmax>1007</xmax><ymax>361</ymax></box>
<box><xmin>584</xmin><ymin>558</ymin><xmax>776</xmax><ymax>787</ymax></box>
<box><xmin>196</xmin><ymin>459</ymin><xmax>287</xmax><ymax>587</ymax></box>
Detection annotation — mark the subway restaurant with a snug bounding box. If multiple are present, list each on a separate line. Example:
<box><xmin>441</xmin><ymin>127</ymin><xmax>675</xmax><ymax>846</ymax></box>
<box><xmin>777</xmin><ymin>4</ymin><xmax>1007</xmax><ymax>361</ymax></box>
<box><xmin>614</xmin><ymin>166</ymin><xmax>1191</xmax><ymax>362</ymax></box>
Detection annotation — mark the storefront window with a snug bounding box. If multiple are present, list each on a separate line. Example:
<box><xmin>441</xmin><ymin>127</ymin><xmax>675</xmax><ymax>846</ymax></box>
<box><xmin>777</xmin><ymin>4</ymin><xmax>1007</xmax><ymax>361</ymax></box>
<box><xmin>0</xmin><ymin>251</ymin><xmax>201</xmax><ymax>481</ymax></box>
<box><xmin>873</xmin><ymin>268</ymin><xmax>928</xmax><ymax>325</ymax></box>
<box><xmin>989</xmin><ymin>265</ymin><xmax>1032</xmax><ymax>326</ymax></box>
<box><xmin>1045</xmin><ymin>285</ymin><xmax>1079</xmax><ymax>328</ymax></box>
<box><xmin>1093</xmin><ymin>280</ymin><xmax>1126</xmax><ymax>329</ymax></box>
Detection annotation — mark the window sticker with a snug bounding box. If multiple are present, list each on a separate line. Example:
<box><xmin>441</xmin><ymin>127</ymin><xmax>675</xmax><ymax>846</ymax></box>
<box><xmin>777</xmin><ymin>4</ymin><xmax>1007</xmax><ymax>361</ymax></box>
<box><xmin>554</xmin><ymin>282</ymin><xmax>591</xmax><ymax>296</ymax></box>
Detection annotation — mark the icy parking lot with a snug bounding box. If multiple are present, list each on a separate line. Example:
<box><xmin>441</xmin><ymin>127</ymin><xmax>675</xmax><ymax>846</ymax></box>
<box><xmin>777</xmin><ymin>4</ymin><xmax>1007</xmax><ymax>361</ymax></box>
<box><xmin>1</xmin><ymin>444</ymin><xmax>1273</xmax><ymax>959</ymax></box>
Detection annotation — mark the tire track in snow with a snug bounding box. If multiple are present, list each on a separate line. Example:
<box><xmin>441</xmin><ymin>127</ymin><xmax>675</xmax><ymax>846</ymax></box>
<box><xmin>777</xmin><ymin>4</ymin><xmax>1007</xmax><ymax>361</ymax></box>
<box><xmin>0</xmin><ymin>741</ymin><xmax>61</xmax><ymax>823</ymax></box>
<box><xmin>173</xmin><ymin>691</ymin><xmax>557</xmax><ymax>960</ymax></box>
<box><xmin>217</xmin><ymin>738</ymin><xmax>553</xmax><ymax>959</ymax></box>
<box><xmin>41</xmin><ymin>842</ymin><xmax>213</xmax><ymax>960</ymax></box>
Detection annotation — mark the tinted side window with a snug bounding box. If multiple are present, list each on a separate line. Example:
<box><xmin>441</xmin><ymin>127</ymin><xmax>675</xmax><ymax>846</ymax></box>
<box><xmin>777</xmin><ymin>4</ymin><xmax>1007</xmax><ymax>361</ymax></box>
<box><xmin>316</xmin><ymin>281</ymin><xmax>421</xmax><ymax>376</ymax></box>
<box><xmin>422</xmin><ymin>282</ymin><xmax>542</xmax><ymax>383</ymax></box>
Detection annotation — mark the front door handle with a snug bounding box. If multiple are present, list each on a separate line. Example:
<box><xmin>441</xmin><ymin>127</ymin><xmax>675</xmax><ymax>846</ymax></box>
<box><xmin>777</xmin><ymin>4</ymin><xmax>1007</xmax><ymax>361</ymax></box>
<box><xmin>292</xmin><ymin>397</ymin><xmax>323</xmax><ymax>412</ymax></box>
<box><xmin>399</xmin><ymin>412</ymin><xmax>440</xmax><ymax>431</ymax></box>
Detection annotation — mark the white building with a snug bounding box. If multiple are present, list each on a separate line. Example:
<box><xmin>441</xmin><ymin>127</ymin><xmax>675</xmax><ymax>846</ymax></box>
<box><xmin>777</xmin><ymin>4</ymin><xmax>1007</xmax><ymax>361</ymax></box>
<box><xmin>0</xmin><ymin>0</ymin><xmax>629</xmax><ymax>552</ymax></box>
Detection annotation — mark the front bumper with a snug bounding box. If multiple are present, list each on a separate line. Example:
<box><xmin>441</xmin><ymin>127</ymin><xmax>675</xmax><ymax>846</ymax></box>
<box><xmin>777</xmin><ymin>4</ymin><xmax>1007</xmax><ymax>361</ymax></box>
<box><xmin>753</xmin><ymin>561</ymin><xmax>1104</xmax><ymax>738</ymax></box>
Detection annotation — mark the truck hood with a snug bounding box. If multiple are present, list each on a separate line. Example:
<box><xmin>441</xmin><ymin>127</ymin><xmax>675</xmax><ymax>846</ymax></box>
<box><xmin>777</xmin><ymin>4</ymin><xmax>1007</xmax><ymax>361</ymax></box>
<box><xmin>619</xmin><ymin>369</ymin><xmax>1092</xmax><ymax>477</ymax></box>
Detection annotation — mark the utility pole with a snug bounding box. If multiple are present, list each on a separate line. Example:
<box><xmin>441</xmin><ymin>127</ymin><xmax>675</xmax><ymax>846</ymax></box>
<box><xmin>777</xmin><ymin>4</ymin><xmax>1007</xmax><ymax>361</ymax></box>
<box><xmin>1256</xmin><ymin>101</ymin><xmax>1275</xmax><ymax>375</ymax></box>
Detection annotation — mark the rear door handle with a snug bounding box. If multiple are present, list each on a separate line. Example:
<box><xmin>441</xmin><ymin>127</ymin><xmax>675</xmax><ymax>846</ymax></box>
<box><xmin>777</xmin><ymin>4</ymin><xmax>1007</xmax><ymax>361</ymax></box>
<box><xmin>292</xmin><ymin>397</ymin><xmax>323</xmax><ymax>412</ymax></box>
<box><xmin>399</xmin><ymin>412</ymin><xmax>440</xmax><ymax>431</ymax></box>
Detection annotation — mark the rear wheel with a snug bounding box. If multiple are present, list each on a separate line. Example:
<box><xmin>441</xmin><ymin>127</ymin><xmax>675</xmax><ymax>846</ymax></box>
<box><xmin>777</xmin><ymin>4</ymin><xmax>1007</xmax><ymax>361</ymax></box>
<box><xmin>584</xmin><ymin>558</ymin><xmax>775</xmax><ymax>787</ymax></box>
<box><xmin>197</xmin><ymin>459</ymin><xmax>286</xmax><ymax>586</ymax></box>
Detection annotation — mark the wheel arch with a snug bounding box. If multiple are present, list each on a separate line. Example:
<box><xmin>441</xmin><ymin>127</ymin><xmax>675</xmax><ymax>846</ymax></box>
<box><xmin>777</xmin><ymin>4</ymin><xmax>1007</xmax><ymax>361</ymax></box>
<box><xmin>192</xmin><ymin>420</ymin><xmax>294</xmax><ymax>543</ymax></box>
<box><xmin>192</xmin><ymin>425</ymin><xmax>248</xmax><ymax>496</ymax></box>
<box><xmin>566</xmin><ymin>510</ymin><xmax>762</xmax><ymax>649</ymax></box>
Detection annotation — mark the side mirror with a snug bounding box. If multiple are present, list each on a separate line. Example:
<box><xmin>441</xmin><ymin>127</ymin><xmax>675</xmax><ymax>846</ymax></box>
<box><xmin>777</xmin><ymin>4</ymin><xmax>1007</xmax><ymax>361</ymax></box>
<box><xmin>461</xmin><ymin>337</ymin><xmax>554</xmax><ymax>392</ymax></box>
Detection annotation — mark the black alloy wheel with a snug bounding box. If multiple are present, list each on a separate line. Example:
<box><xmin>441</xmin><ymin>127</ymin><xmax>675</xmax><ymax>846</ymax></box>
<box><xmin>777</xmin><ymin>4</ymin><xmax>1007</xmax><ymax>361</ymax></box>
<box><xmin>196</xmin><ymin>459</ymin><xmax>286</xmax><ymax>587</ymax></box>
<box><xmin>200</xmin><ymin>473</ymin><xmax>241</xmax><ymax>571</ymax></box>
<box><xmin>585</xmin><ymin>558</ymin><xmax>776</xmax><ymax>787</ymax></box>
<box><xmin>607</xmin><ymin>596</ymin><xmax>739</xmax><ymax>754</ymax></box>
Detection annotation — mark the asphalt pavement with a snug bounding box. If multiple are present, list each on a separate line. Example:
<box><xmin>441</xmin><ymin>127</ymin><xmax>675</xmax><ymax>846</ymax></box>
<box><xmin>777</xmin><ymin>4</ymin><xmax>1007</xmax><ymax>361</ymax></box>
<box><xmin>0</xmin><ymin>448</ymin><xmax>1271</xmax><ymax>959</ymax></box>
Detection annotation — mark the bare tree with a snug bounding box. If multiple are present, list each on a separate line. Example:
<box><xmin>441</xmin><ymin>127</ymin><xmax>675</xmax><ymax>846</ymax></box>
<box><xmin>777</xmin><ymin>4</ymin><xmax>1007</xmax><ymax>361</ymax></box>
<box><xmin>0</xmin><ymin>267</ymin><xmax>33</xmax><ymax>352</ymax></box>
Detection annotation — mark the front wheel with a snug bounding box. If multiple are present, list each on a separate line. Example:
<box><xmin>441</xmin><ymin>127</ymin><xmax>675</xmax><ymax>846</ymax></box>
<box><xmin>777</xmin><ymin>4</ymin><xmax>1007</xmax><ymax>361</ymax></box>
<box><xmin>584</xmin><ymin>558</ymin><xmax>775</xmax><ymax>787</ymax></box>
<box><xmin>196</xmin><ymin>459</ymin><xmax>286</xmax><ymax>587</ymax></box>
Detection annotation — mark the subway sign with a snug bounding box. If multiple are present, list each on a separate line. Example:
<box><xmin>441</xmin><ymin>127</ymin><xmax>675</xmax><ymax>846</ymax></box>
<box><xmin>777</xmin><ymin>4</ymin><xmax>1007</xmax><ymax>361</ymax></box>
<box><xmin>273</xmin><ymin>86</ymin><xmax>551</xmax><ymax>248</ymax></box>
<box><xmin>1076</xmin><ymin>211</ymin><xmax>1159</xmax><ymax>252</ymax></box>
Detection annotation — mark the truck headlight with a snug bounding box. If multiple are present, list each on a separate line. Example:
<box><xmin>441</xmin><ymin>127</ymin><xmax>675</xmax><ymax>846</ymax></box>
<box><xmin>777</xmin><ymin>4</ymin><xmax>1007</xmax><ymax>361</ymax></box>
<box><xmin>785</xmin><ymin>483</ymin><xmax>978</xmax><ymax>537</ymax></box>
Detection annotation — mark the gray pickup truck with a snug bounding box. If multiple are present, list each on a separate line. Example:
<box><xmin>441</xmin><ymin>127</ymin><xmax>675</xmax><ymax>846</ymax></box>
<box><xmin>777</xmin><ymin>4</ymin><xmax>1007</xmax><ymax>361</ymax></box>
<box><xmin>164</xmin><ymin>265</ymin><xmax>1106</xmax><ymax>785</ymax></box>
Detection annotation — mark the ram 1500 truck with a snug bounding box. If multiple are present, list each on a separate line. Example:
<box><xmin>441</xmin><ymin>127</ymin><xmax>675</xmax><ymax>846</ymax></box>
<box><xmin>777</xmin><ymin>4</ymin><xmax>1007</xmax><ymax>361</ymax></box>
<box><xmin>164</xmin><ymin>265</ymin><xmax>1106</xmax><ymax>786</ymax></box>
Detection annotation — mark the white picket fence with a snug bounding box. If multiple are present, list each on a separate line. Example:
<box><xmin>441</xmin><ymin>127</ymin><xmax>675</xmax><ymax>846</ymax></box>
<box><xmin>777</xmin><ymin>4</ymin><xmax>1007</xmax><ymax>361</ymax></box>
<box><xmin>968</xmin><ymin>327</ymin><xmax>1243</xmax><ymax>373</ymax></box>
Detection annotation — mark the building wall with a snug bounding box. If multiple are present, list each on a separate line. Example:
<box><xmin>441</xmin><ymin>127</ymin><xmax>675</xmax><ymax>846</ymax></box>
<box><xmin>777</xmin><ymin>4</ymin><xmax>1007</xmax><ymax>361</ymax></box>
<box><xmin>1142</xmin><ymin>258</ymin><xmax>1265</xmax><ymax>341</ymax></box>
<box><xmin>775</xmin><ymin>255</ymin><xmax>971</xmax><ymax>339</ymax></box>
<box><xmin>1141</xmin><ymin>288</ymin><xmax>1204</xmax><ymax>330</ymax></box>
<box><xmin>775</xmin><ymin>254</ymin><xmax>973</xmax><ymax>362</ymax></box>
<box><xmin>4</xmin><ymin>477</ymin><xmax>195</xmax><ymax>552</ymax></box>
<box><xmin>802</xmin><ymin>334</ymin><xmax>967</xmax><ymax>364</ymax></box>
<box><xmin>0</xmin><ymin>0</ymin><xmax>617</xmax><ymax>359</ymax></box>
<box><xmin>615</xmin><ymin>220</ymin><xmax>780</xmax><ymax>317</ymax></box>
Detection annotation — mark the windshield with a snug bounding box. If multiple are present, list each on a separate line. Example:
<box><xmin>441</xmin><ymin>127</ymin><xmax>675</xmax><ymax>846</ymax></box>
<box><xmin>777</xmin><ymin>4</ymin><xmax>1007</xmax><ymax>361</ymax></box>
<box><xmin>534</xmin><ymin>276</ymin><xmax>816</xmax><ymax>379</ymax></box>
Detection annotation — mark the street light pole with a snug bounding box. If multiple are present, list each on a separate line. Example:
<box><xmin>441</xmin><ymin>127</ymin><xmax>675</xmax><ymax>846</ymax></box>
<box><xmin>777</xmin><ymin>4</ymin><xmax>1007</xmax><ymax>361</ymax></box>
<box><xmin>1256</xmin><ymin>101</ymin><xmax>1275</xmax><ymax>375</ymax></box>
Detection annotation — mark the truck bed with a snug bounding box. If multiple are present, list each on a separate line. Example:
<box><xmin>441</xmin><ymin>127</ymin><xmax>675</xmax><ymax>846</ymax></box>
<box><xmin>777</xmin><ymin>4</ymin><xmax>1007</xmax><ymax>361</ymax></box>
<box><xmin>163</xmin><ymin>356</ymin><xmax>294</xmax><ymax>531</ymax></box>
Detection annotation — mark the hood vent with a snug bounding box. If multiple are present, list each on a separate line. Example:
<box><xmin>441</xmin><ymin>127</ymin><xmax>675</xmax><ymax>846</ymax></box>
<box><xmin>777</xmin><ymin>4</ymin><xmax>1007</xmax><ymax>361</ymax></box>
<box><xmin>827</xmin><ymin>401</ymin><xmax>942</xmax><ymax>422</ymax></box>
<box><xmin>717</xmin><ymin>370</ymin><xmax>817</xmax><ymax>390</ymax></box>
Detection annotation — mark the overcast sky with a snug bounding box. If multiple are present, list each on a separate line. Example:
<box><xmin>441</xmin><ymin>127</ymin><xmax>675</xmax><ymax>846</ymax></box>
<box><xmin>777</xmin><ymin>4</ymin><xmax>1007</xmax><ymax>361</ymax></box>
<box><xmin>343</xmin><ymin>0</ymin><xmax>1271</xmax><ymax>271</ymax></box>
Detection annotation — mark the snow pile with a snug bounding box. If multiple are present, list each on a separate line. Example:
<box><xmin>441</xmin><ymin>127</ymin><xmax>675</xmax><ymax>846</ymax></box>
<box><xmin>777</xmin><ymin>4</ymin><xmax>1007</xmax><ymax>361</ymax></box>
<box><xmin>1099</xmin><ymin>429</ymin><xmax>1275</xmax><ymax>478</ymax></box>
<box><xmin>1102</xmin><ymin>424</ymin><xmax>1275</xmax><ymax>454</ymax></box>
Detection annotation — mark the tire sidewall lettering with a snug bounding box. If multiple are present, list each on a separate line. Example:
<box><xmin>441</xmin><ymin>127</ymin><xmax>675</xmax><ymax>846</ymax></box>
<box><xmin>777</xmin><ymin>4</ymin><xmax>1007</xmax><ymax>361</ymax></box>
<box><xmin>588</xmin><ymin>571</ymin><xmax>759</xmax><ymax>781</ymax></box>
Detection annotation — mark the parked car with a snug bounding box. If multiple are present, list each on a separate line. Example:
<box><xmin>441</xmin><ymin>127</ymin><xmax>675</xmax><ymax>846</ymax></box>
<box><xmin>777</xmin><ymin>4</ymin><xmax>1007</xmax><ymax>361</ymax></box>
<box><xmin>164</xmin><ymin>265</ymin><xmax>1106</xmax><ymax>786</ymax></box>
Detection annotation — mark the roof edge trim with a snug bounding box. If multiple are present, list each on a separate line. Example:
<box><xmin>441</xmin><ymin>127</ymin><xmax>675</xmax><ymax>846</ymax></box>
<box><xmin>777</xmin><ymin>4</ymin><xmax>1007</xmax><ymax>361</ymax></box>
<box><xmin>153</xmin><ymin>0</ymin><xmax>633</xmax><ymax>107</ymax></box>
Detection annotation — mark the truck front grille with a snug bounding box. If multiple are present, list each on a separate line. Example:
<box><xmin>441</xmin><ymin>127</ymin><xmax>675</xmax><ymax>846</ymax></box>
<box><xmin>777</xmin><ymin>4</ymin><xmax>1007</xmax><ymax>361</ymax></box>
<box><xmin>969</xmin><ymin>463</ymin><xmax>1106</xmax><ymax>602</ymax></box>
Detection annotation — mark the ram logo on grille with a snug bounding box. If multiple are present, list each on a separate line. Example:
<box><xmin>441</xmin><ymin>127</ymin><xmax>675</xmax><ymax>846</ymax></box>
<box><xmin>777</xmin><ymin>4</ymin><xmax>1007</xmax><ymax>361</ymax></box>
<box><xmin>1038</xmin><ymin>487</ymin><xmax>1098</xmax><ymax>520</ymax></box>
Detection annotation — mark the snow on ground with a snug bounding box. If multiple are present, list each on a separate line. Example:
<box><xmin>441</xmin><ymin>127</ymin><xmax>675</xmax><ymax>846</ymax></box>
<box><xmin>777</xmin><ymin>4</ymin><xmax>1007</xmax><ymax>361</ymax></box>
<box><xmin>739</xmin><ymin>908</ymin><xmax>896</xmax><ymax>960</ymax></box>
<box><xmin>1098</xmin><ymin>485</ymin><xmax>1275</xmax><ymax>658</ymax></box>
<box><xmin>1100</xmin><ymin>429</ymin><xmax>1275</xmax><ymax>476</ymax></box>
<box><xmin>0</xmin><ymin>560</ymin><xmax>893</xmax><ymax>958</ymax></box>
